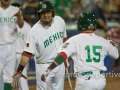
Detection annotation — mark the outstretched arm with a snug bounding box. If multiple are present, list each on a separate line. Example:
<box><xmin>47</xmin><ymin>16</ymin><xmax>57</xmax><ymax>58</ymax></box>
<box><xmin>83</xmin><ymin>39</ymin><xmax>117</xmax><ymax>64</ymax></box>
<box><xmin>41</xmin><ymin>39</ymin><xmax>75</xmax><ymax>82</ymax></box>
<box><xmin>41</xmin><ymin>52</ymin><xmax>67</xmax><ymax>81</ymax></box>
<box><xmin>11</xmin><ymin>51</ymin><xmax>32</xmax><ymax>89</ymax></box>
<box><xmin>48</xmin><ymin>52</ymin><xmax>67</xmax><ymax>70</ymax></box>
<box><xmin>17</xmin><ymin>51</ymin><xmax>32</xmax><ymax>72</ymax></box>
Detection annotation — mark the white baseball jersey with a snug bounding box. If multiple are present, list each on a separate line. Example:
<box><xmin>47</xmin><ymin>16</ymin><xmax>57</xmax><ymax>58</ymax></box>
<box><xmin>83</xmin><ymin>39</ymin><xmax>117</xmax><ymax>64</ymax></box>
<box><xmin>0</xmin><ymin>5</ymin><xmax>19</xmax><ymax>44</ymax></box>
<box><xmin>58</xmin><ymin>33</ymin><xmax>119</xmax><ymax>73</ymax></box>
<box><xmin>15</xmin><ymin>21</ymin><xmax>31</xmax><ymax>53</ymax></box>
<box><xmin>24</xmin><ymin>16</ymin><xmax>67</xmax><ymax>63</ymax></box>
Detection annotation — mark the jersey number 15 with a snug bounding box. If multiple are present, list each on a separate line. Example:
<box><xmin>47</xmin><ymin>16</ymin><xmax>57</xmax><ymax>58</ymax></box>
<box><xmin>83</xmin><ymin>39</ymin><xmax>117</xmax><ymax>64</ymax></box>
<box><xmin>85</xmin><ymin>45</ymin><xmax>102</xmax><ymax>62</ymax></box>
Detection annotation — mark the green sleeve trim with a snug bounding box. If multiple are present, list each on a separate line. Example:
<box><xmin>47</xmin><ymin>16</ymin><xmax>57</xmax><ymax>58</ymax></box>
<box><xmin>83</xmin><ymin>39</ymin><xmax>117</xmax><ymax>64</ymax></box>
<box><xmin>54</xmin><ymin>54</ymin><xmax>65</xmax><ymax>65</ymax></box>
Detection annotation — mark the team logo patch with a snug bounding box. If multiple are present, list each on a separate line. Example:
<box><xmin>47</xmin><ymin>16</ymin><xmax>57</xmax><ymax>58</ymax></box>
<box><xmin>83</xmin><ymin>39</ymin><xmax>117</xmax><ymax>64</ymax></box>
<box><xmin>42</xmin><ymin>4</ymin><xmax>46</xmax><ymax>9</ymax></box>
<box><xmin>62</xmin><ymin>42</ymin><xmax>69</xmax><ymax>48</ymax></box>
<box><xmin>26</xmin><ymin>43</ymin><xmax>29</xmax><ymax>47</ymax></box>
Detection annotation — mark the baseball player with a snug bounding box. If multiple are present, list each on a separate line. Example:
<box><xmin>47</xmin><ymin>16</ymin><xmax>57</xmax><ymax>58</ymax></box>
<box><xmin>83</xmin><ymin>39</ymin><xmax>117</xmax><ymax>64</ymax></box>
<box><xmin>41</xmin><ymin>12</ymin><xmax>119</xmax><ymax>90</ymax></box>
<box><xmin>11</xmin><ymin>1</ymin><xmax>68</xmax><ymax>90</ymax></box>
<box><xmin>0</xmin><ymin>0</ymin><xmax>24</xmax><ymax>90</ymax></box>
<box><xmin>11</xmin><ymin>3</ymin><xmax>31</xmax><ymax>90</ymax></box>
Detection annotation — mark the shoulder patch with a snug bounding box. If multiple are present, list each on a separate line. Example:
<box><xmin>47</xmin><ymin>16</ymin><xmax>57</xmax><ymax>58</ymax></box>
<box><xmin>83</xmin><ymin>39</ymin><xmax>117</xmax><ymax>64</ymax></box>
<box><xmin>62</xmin><ymin>42</ymin><xmax>69</xmax><ymax>48</ymax></box>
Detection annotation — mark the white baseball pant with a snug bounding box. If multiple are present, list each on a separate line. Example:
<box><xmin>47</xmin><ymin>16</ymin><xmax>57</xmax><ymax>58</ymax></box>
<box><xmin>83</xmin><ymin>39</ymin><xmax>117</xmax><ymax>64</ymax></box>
<box><xmin>75</xmin><ymin>71</ymin><xmax>106</xmax><ymax>90</ymax></box>
<box><xmin>35</xmin><ymin>62</ymin><xmax>65</xmax><ymax>90</ymax></box>
<box><xmin>0</xmin><ymin>44</ymin><xmax>7</xmax><ymax>90</ymax></box>
<box><xmin>0</xmin><ymin>70</ymin><xmax>4</xmax><ymax>90</ymax></box>
<box><xmin>3</xmin><ymin>43</ymin><xmax>16</xmax><ymax>84</ymax></box>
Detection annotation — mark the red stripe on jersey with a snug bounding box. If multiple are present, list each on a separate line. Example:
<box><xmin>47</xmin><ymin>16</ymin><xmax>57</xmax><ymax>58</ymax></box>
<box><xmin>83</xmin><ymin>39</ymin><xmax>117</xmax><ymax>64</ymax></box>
<box><xmin>22</xmin><ymin>52</ymin><xmax>32</xmax><ymax>58</ymax></box>
<box><xmin>63</xmin><ymin>37</ymin><xmax>68</xmax><ymax>43</ymax></box>
<box><xmin>59</xmin><ymin>52</ymin><xmax>67</xmax><ymax>59</ymax></box>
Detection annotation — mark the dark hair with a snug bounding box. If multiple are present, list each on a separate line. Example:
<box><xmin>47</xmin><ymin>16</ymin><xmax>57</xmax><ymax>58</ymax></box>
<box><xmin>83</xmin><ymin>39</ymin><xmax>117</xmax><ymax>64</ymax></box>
<box><xmin>11</xmin><ymin>3</ymin><xmax>21</xmax><ymax>7</ymax></box>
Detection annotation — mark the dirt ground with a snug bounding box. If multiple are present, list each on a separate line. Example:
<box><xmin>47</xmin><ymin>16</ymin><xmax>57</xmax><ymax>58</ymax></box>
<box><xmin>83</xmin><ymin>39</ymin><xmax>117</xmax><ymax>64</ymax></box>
<box><xmin>104</xmin><ymin>76</ymin><xmax>120</xmax><ymax>90</ymax></box>
<box><xmin>13</xmin><ymin>75</ymin><xmax>120</xmax><ymax>90</ymax></box>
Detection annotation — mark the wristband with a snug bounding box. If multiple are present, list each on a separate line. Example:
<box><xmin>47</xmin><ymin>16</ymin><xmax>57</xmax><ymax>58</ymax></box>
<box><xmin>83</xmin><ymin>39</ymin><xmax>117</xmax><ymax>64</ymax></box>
<box><xmin>17</xmin><ymin>64</ymin><xmax>24</xmax><ymax>73</ymax></box>
<box><xmin>48</xmin><ymin>62</ymin><xmax>57</xmax><ymax>70</ymax></box>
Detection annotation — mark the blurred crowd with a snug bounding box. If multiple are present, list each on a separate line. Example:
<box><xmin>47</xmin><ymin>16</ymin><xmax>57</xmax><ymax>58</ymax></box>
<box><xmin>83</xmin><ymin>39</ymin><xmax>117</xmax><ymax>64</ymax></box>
<box><xmin>10</xmin><ymin>0</ymin><xmax>120</xmax><ymax>25</ymax></box>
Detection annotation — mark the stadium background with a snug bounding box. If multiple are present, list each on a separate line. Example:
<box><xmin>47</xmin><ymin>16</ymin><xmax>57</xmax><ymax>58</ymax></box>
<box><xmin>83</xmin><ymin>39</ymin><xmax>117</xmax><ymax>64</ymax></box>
<box><xmin>10</xmin><ymin>0</ymin><xmax>120</xmax><ymax>90</ymax></box>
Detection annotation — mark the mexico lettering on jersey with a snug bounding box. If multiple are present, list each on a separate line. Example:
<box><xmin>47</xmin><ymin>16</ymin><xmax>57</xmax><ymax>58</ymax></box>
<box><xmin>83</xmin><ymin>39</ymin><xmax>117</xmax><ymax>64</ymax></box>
<box><xmin>24</xmin><ymin>16</ymin><xmax>67</xmax><ymax>63</ymax></box>
<box><xmin>58</xmin><ymin>33</ymin><xmax>118</xmax><ymax>73</ymax></box>
<box><xmin>44</xmin><ymin>31</ymin><xmax>64</xmax><ymax>48</ymax></box>
<box><xmin>18</xmin><ymin>32</ymin><xmax>25</xmax><ymax>40</ymax></box>
<box><xmin>0</xmin><ymin>17</ymin><xmax>17</xmax><ymax>24</ymax></box>
<box><xmin>0</xmin><ymin>6</ymin><xmax>19</xmax><ymax>44</ymax></box>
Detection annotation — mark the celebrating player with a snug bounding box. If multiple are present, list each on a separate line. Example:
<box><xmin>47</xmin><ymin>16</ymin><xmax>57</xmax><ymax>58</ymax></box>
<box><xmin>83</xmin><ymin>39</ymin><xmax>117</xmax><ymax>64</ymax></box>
<box><xmin>41</xmin><ymin>12</ymin><xmax>119</xmax><ymax>90</ymax></box>
<box><xmin>11</xmin><ymin>1</ymin><xmax>68</xmax><ymax>90</ymax></box>
<box><xmin>0</xmin><ymin>0</ymin><xmax>24</xmax><ymax>90</ymax></box>
<box><xmin>11</xmin><ymin>3</ymin><xmax>31</xmax><ymax>90</ymax></box>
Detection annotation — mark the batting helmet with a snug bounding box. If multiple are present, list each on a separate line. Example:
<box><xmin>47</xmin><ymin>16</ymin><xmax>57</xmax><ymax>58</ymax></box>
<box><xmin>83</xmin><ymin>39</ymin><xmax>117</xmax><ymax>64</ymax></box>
<box><xmin>37</xmin><ymin>1</ymin><xmax>55</xmax><ymax>19</ymax></box>
<box><xmin>76</xmin><ymin>12</ymin><xmax>97</xmax><ymax>31</ymax></box>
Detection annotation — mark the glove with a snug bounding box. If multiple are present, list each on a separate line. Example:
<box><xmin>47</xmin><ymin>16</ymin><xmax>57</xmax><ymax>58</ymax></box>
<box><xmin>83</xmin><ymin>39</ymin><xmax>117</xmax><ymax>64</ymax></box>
<box><xmin>11</xmin><ymin>71</ymin><xmax>27</xmax><ymax>89</ymax></box>
<box><xmin>41</xmin><ymin>69</ymin><xmax>51</xmax><ymax>82</ymax></box>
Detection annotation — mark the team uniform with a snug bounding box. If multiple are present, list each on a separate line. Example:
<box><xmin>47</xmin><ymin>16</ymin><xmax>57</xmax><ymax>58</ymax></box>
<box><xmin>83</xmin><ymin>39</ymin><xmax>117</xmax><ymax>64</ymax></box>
<box><xmin>0</xmin><ymin>5</ymin><xmax>19</xmax><ymax>90</ymax></box>
<box><xmin>41</xmin><ymin>12</ymin><xmax>119</xmax><ymax>90</ymax></box>
<box><xmin>24</xmin><ymin>15</ymin><xmax>67</xmax><ymax>90</ymax></box>
<box><xmin>15</xmin><ymin>21</ymin><xmax>31</xmax><ymax>90</ymax></box>
<box><xmin>58</xmin><ymin>33</ymin><xmax>118</xmax><ymax>90</ymax></box>
<box><xmin>11</xmin><ymin>1</ymin><xmax>68</xmax><ymax>90</ymax></box>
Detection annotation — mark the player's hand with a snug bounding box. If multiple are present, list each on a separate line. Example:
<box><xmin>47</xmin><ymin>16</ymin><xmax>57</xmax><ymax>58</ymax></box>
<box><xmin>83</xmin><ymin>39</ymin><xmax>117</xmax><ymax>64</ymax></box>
<box><xmin>41</xmin><ymin>69</ymin><xmax>51</xmax><ymax>82</ymax></box>
<box><xmin>12</xmin><ymin>8</ymin><xmax>22</xmax><ymax>19</ymax></box>
<box><xmin>11</xmin><ymin>71</ymin><xmax>27</xmax><ymax>89</ymax></box>
<box><xmin>107</xmin><ymin>37</ymin><xmax>116</xmax><ymax>46</ymax></box>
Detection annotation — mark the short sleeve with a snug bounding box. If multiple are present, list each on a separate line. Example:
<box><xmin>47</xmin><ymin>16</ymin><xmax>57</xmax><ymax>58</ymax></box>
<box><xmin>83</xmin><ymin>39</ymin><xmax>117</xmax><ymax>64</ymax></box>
<box><xmin>107</xmin><ymin>41</ymin><xmax>119</xmax><ymax>59</ymax></box>
<box><xmin>25</xmin><ymin>22</ymin><xmax>31</xmax><ymax>41</ymax></box>
<box><xmin>63</xmin><ymin>25</ymin><xmax>67</xmax><ymax>38</ymax></box>
<box><xmin>24</xmin><ymin>33</ymin><xmax>36</xmax><ymax>54</ymax></box>
<box><xmin>62</xmin><ymin>19</ymin><xmax>67</xmax><ymax>38</ymax></box>
<box><xmin>58</xmin><ymin>38</ymin><xmax>75</xmax><ymax>58</ymax></box>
